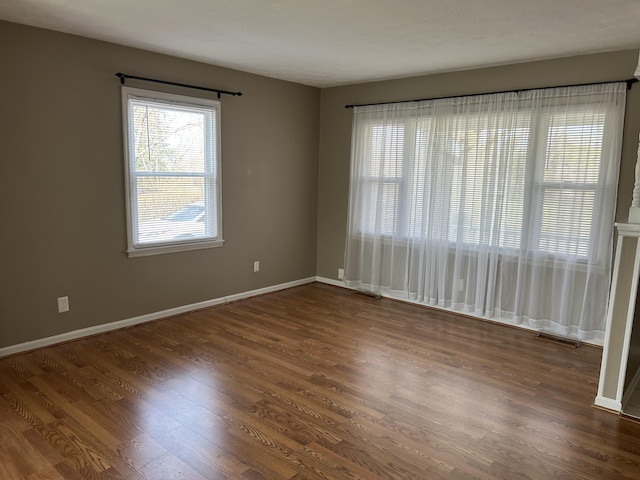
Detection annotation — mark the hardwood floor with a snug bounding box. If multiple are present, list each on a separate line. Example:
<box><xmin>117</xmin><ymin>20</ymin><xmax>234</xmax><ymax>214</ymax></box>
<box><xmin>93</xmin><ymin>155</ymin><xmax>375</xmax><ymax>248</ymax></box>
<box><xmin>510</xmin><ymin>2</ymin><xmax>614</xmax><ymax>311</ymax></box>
<box><xmin>2</xmin><ymin>282</ymin><xmax>640</xmax><ymax>479</ymax></box>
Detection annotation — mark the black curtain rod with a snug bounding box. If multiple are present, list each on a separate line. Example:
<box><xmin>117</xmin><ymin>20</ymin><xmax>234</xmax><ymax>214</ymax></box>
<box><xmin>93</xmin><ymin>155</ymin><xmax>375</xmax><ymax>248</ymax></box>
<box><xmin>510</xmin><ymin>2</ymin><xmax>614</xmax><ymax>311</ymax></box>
<box><xmin>344</xmin><ymin>78</ymin><xmax>638</xmax><ymax>109</ymax></box>
<box><xmin>115</xmin><ymin>73</ymin><xmax>242</xmax><ymax>99</ymax></box>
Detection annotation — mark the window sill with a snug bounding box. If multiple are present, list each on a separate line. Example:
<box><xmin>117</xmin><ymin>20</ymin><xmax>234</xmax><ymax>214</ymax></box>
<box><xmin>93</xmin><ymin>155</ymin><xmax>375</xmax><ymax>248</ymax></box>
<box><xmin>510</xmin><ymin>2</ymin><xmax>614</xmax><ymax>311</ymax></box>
<box><xmin>127</xmin><ymin>238</ymin><xmax>224</xmax><ymax>258</ymax></box>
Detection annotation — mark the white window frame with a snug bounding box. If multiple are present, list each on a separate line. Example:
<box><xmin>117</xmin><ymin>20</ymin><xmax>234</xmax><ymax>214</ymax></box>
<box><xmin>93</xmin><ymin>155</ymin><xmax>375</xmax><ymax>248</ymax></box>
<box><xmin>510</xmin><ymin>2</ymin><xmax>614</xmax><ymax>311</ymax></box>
<box><xmin>121</xmin><ymin>87</ymin><xmax>224</xmax><ymax>257</ymax></box>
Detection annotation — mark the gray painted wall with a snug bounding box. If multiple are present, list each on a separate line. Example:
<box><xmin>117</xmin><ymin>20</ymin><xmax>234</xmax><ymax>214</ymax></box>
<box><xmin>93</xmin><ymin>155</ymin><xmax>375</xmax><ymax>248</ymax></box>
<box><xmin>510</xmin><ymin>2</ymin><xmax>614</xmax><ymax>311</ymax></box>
<box><xmin>0</xmin><ymin>21</ymin><xmax>320</xmax><ymax>348</ymax></box>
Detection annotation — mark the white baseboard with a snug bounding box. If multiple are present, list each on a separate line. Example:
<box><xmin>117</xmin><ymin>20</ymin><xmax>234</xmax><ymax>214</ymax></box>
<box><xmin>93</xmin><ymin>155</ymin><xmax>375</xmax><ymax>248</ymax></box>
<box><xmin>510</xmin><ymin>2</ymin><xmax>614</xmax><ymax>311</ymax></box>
<box><xmin>315</xmin><ymin>276</ymin><xmax>346</xmax><ymax>287</ymax></box>
<box><xmin>0</xmin><ymin>276</ymin><xmax>316</xmax><ymax>358</ymax></box>
<box><xmin>594</xmin><ymin>395</ymin><xmax>622</xmax><ymax>412</ymax></box>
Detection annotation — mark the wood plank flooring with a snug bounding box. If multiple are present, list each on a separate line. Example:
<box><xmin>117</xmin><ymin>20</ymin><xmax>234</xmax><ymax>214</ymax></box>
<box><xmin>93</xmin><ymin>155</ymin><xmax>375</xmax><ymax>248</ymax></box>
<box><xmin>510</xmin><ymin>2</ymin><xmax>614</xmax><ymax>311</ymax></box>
<box><xmin>2</xmin><ymin>282</ymin><xmax>640</xmax><ymax>479</ymax></box>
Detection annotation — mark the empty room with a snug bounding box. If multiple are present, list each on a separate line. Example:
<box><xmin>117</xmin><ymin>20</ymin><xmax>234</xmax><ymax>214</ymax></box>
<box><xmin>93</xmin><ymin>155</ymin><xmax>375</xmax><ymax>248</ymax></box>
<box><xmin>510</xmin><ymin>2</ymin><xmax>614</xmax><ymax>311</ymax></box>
<box><xmin>2</xmin><ymin>1</ymin><xmax>640</xmax><ymax>478</ymax></box>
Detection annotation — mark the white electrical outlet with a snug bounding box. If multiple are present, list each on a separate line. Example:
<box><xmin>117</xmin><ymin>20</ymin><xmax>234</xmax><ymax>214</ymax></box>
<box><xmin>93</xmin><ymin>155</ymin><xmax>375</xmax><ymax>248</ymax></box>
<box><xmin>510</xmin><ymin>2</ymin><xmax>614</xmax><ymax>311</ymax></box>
<box><xmin>338</xmin><ymin>268</ymin><xmax>344</xmax><ymax>280</ymax></box>
<box><xmin>57</xmin><ymin>296</ymin><xmax>70</xmax><ymax>313</ymax></box>
<box><xmin>253</xmin><ymin>261</ymin><xmax>260</xmax><ymax>273</ymax></box>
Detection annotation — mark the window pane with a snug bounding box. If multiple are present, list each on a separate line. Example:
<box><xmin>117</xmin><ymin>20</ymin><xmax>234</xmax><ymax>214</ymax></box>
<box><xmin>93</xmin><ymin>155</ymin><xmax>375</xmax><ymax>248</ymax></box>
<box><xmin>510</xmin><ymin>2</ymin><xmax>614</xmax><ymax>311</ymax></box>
<box><xmin>130</xmin><ymin>99</ymin><xmax>214</xmax><ymax>174</ymax></box>
<box><xmin>536</xmin><ymin>108</ymin><xmax>606</xmax><ymax>257</ymax></box>
<box><xmin>408</xmin><ymin>120</ymin><xmax>431</xmax><ymax>237</ymax></box>
<box><xmin>447</xmin><ymin>116</ymin><xmax>529</xmax><ymax>247</ymax></box>
<box><xmin>134</xmin><ymin>176</ymin><xmax>216</xmax><ymax>245</ymax></box>
<box><xmin>538</xmin><ymin>187</ymin><xmax>594</xmax><ymax>257</ymax></box>
<box><xmin>544</xmin><ymin>111</ymin><xmax>604</xmax><ymax>184</ymax></box>
<box><xmin>366</xmin><ymin>124</ymin><xmax>404</xmax><ymax>178</ymax></box>
<box><xmin>361</xmin><ymin>181</ymin><xmax>398</xmax><ymax>235</ymax></box>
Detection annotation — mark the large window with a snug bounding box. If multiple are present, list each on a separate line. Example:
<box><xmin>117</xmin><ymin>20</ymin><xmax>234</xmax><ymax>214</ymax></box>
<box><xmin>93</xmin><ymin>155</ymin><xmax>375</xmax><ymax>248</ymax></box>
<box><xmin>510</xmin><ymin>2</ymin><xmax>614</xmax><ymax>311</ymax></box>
<box><xmin>122</xmin><ymin>87</ymin><xmax>223</xmax><ymax>257</ymax></box>
<box><xmin>345</xmin><ymin>83</ymin><xmax>626</xmax><ymax>343</ymax></box>
<box><xmin>356</xmin><ymin>99</ymin><xmax>617</xmax><ymax>260</ymax></box>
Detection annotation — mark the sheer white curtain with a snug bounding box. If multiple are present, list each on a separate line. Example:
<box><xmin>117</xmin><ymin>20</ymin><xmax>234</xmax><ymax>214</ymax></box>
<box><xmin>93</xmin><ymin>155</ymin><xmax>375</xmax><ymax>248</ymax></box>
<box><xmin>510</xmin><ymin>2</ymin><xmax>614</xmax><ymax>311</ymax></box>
<box><xmin>344</xmin><ymin>83</ymin><xmax>626</xmax><ymax>344</ymax></box>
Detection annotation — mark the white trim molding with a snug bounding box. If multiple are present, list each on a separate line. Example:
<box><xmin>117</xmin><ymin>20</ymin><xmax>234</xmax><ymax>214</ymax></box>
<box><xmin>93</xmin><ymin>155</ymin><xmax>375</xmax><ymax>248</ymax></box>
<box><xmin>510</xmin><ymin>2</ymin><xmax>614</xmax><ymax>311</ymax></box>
<box><xmin>594</xmin><ymin>395</ymin><xmax>622</xmax><ymax>413</ymax></box>
<box><xmin>315</xmin><ymin>276</ymin><xmax>346</xmax><ymax>288</ymax></box>
<box><xmin>596</xmin><ymin>223</ymin><xmax>640</xmax><ymax>413</ymax></box>
<box><xmin>0</xmin><ymin>277</ymin><xmax>316</xmax><ymax>358</ymax></box>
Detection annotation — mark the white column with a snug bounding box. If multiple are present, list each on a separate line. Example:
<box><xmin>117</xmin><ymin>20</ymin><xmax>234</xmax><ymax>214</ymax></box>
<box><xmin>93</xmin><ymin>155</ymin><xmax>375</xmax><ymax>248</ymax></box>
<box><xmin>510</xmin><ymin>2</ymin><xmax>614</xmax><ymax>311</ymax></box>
<box><xmin>596</xmin><ymin>224</ymin><xmax>640</xmax><ymax>411</ymax></box>
<box><xmin>630</xmin><ymin>50</ymin><xmax>640</xmax><ymax>222</ymax></box>
<box><xmin>628</xmin><ymin>133</ymin><xmax>640</xmax><ymax>222</ymax></box>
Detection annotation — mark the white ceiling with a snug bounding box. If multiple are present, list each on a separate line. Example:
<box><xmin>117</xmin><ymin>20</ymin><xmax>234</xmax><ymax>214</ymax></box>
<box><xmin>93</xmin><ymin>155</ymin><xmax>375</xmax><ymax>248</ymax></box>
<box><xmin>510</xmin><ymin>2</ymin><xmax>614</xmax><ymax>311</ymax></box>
<box><xmin>1</xmin><ymin>0</ymin><xmax>640</xmax><ymax>87</ymax></box>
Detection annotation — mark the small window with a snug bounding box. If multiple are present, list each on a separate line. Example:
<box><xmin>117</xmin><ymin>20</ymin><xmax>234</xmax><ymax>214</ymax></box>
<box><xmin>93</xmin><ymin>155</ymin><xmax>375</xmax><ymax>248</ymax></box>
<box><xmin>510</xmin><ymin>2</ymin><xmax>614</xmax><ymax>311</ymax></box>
<box><xmin>121</xmin><ymin>87</ymin><xmax>223</xmax><ymax>257</ymax></box>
